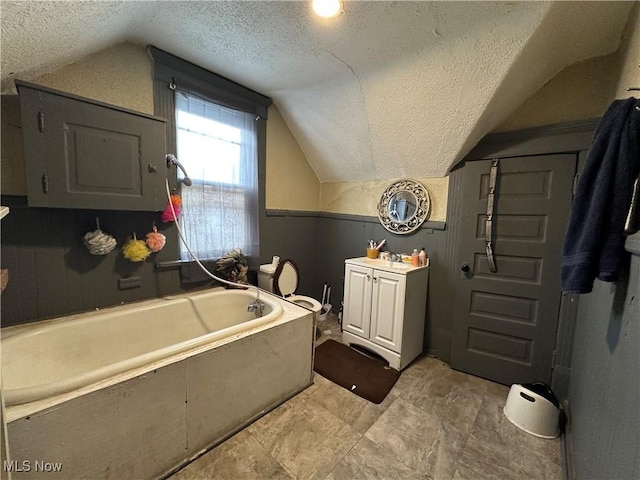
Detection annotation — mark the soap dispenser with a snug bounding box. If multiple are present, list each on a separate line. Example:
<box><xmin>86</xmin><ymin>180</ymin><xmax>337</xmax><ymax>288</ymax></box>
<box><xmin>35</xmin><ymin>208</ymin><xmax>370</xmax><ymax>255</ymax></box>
<box><xmin>411</xmin><ymin>249</ymin><xmax>419</xmax><ymax>267</ymax></box>
<box><xmin>419</xmin><ymin>248</ymin><xmax>427</xmax><ymax>267</ymax></box>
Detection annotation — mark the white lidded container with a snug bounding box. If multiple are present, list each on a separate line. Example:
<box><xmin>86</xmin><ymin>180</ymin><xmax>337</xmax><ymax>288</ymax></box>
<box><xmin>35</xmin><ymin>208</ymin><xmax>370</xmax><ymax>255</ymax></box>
<box><xmin>503</xmin><ymin>382</ymin><xmax>560</xmax><ymax>439</ymax></box>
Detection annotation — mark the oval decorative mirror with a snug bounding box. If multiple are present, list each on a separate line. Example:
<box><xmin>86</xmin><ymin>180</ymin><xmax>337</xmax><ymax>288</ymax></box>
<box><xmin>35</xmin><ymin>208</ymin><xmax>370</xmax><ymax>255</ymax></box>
<box><xmin>378</xmin><ymin>179</ymin><xmax>431</xmax><ymax>234</ymax></box>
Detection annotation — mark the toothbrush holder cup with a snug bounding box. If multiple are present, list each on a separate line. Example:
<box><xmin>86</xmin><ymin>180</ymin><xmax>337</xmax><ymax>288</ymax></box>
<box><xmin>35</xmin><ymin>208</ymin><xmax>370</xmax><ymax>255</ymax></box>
<box><xmin>366</xmin><ymin>248</ymin><xmax>379</xmax><ymax>259</ymax></box>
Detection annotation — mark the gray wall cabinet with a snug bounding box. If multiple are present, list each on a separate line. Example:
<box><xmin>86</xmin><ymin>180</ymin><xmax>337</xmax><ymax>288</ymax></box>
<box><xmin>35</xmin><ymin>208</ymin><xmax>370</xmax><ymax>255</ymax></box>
<box><xmin>16</xmin><ymin>81</ymin><xmax>167</xmax><ymax>211</ymax></box>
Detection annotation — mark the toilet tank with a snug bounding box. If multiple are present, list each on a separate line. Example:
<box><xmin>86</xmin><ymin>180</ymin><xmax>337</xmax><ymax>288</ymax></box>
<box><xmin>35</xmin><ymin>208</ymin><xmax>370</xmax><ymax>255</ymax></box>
<box><xmin>258</xmin><ymin>264</ymin><xmax>276</xmax><ymax>292</ymax></box>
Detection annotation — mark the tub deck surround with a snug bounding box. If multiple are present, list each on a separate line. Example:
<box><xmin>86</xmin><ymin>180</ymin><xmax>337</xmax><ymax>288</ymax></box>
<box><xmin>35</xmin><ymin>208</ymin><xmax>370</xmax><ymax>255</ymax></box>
<box><xmin>2</xmin><ymin>288</ymin><xmax>314</xmax><ymax>480</ymax></box>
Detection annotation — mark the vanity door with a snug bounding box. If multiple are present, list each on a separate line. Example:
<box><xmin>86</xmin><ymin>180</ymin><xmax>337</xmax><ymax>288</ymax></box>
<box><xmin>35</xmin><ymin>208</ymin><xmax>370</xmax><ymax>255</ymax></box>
<box><xmin>342</xmin><ymin>264</ymin><xmax>373</xmax><ymax>339</ymax></box>
<box><xmin>369</xmin><ymin>269</ymin><xmax>405</xmax><ymax>353</ymax></box>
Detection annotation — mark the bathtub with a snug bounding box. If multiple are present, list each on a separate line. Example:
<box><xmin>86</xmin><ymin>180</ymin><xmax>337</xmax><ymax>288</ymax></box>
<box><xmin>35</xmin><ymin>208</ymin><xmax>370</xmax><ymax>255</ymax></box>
<box><xmin>1</xmin><ymin>287</ymin><xmax>314</xmax><ymax>479</ymax></box>
<box><xmin>2</xmin><ymin>289</ymin><xmax>284</xmax><ymax>407</ymax></box>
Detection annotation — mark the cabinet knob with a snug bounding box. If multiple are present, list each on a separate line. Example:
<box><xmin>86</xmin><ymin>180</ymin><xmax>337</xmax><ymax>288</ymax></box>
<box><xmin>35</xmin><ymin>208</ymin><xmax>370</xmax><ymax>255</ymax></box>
<box><xmin>366</xmin><ymin>274</ymin><xmax>371</xmax><ymax>281</ymax></box>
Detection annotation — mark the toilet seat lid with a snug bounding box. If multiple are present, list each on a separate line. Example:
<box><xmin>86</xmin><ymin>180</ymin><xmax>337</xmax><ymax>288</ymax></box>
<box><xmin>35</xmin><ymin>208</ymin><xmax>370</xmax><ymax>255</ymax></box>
<box><xmin>273</xmin><ymin>259</ymin><xmax>299</xmax><ymax>297</ymax></box>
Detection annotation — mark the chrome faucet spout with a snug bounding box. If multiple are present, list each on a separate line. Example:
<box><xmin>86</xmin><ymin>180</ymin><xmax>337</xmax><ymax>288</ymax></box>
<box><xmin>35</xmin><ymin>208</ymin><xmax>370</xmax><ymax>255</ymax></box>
<box><xmin>248</xmin><ymin>299</ymin><xmax>265</xmax><ymax>318</ymax></box>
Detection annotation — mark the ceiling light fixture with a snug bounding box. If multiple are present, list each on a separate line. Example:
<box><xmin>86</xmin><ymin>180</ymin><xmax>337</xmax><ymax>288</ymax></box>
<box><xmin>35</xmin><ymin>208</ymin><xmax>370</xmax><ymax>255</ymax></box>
<box><xmin>311</xmin><ymin>0</ymin><xmax>343</xmax><ymax>19</ymax></box>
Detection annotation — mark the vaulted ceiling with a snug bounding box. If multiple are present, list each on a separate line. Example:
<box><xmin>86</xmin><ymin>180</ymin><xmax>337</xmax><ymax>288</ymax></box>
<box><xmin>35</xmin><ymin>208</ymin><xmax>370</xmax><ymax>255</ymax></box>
<box><xmin>1</xmin><ymin>1</ymin><xmax>634</xmax><ymax>181</ymax></box>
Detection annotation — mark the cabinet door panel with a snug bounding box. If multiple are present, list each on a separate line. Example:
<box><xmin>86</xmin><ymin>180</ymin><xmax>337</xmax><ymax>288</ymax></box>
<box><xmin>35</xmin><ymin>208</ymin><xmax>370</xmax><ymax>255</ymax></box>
<box><xmin>70</xmin><ymin>124</ymin><xmax>141</xmax><ymax>193</ymax></box>
<box><xmin>18</xmin><ymin>82</ymin><xmax>166</xmax><ymax>211</ymax></box>
<box><xmin>342</xmin><ymin>265</ymin><xmax>372</xmax><ymax>338</ymax></box>
<box><xmin>370</xmin><ymin>270</ymin><xmax>405</xmax><ymax>353</ymax></box>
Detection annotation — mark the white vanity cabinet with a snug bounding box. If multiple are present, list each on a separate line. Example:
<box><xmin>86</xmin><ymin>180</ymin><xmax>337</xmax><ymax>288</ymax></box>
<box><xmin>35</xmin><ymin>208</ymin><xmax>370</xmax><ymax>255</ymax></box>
<box><xmin>342</xmin><ymin>257</ymin><xmax>429</xmax><ymax>370</ymax></box>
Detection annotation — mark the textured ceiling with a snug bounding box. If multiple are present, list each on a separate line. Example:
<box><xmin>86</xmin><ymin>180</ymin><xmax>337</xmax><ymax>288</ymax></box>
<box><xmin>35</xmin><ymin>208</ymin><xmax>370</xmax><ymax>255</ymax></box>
<box><xmin>0</xmin><ymin>1</ymin><xmax>634</xmax><ymax>181</ymax></box>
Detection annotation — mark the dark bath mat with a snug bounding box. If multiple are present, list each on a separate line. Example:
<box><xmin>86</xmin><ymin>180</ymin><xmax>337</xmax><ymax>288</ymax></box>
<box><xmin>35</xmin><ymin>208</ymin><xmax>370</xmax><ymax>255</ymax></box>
<box><xmin>313</xmin><ymin>339</ymin><xmax>400</xmax><ymax>404</ymax></box>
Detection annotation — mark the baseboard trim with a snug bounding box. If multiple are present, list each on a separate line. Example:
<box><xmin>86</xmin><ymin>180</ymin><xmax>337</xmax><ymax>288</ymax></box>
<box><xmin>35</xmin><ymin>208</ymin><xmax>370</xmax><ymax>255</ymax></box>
<box><xmin>561</xmin><ymin>399</ymin><xmax>576</xmax><ymax>480</ymax></box>
<box><xmin>551</xmin><ymin>365</ymin><xmax>571</xmax><ymax>403</ymax></box>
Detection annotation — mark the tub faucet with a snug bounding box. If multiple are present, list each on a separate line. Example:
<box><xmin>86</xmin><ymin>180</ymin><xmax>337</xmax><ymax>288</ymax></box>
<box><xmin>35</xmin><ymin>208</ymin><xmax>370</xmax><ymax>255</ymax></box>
<box><xmin>248</xmin><ymin>299</ymin><xmax>265</xmax><ymax>318</ymax></box>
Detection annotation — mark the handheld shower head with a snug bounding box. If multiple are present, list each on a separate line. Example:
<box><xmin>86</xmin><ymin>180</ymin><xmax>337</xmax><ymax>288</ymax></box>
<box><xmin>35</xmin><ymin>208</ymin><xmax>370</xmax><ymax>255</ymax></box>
<box><xmin>166</xmin><ymin>154</ymin><xmax>193</xmax><ymax>187</ymax></box>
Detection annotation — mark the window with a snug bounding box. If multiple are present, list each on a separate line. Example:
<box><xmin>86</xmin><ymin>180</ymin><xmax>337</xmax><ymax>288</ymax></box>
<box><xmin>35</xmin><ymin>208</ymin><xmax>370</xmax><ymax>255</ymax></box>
<box><xmin>175</xmin><ymin>90</ymin><xmax>259</xmax><ymax>260</ymax></box>
<box><xmin>149</xmin><ymin>46</ymin><xmax>271</xmax><ymax>266</ymax></box>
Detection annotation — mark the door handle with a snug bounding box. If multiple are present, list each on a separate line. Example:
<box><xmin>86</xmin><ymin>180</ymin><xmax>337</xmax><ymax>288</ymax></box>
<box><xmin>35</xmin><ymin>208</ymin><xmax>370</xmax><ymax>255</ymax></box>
<box><xmin>461</xmin><ymin>263</ymin><xmax>471</xmax><ymax>278</ymax></box>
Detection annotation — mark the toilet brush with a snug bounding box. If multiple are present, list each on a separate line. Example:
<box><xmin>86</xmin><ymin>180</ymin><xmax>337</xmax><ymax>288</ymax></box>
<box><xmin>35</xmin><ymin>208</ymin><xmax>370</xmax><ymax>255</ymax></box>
<box><xmin>321</xmin><ymin>285</ymin><xmax>332</xmax><ymax>315</ymax></box>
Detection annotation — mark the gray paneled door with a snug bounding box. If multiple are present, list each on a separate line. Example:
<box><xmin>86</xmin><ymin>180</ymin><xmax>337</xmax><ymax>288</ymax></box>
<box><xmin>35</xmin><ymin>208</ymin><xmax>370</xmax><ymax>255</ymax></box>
<box><xmin>450</xmin><ymin>154</ymin><xmax>577</xmax><ymax>385</ymax></box>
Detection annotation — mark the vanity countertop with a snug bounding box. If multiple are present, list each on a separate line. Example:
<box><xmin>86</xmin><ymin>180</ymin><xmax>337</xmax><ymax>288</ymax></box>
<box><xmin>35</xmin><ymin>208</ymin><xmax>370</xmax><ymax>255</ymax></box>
<box><xmin>346</xmin><ymin>256</ymin><xmax>429</xmax><ymax>274</ymax></box>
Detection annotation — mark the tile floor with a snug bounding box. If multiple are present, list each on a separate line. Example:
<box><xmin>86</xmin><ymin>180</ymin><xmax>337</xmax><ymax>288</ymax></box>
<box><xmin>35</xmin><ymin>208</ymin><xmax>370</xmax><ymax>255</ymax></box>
<box><xmin>170</xmin><ymin>315</ymin><xmax>562</xmax><ymax>480</ymax></box>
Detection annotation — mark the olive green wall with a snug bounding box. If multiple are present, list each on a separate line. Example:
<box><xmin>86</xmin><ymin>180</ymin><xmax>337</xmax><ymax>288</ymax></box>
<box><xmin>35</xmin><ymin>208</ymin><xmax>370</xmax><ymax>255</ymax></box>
<box><xmin>496</xmin><ymin>4</ymin><xmax>639</xmax><ymax>132</ymax></box>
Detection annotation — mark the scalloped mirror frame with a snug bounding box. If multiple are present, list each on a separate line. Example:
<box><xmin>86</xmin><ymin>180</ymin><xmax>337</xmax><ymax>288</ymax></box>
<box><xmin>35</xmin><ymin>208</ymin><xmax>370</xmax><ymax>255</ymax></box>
<box><xmin>378</xmin><ymin>179</ymin><xmax>431</xmax><ymax>235</ymax></box>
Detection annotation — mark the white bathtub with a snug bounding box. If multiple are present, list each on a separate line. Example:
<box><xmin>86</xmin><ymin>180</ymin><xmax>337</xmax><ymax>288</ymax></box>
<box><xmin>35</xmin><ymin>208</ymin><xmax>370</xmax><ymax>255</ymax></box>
<box><xmin>2</xmin><ymin>289</ymin><xmax>283</xmax><ymax>407</ymax></box>
<box><xmin>1</xmin><ymin>288</ymin><xmax>314</xmax><ymax>479</ymax></box>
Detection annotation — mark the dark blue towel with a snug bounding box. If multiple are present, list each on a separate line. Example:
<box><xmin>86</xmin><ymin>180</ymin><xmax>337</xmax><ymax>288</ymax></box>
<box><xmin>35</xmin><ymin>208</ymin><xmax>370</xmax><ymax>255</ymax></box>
<box><xmin>561</xmin><ymin>97</ymin><xmax>640</xmax><ymax>294</ymax></box>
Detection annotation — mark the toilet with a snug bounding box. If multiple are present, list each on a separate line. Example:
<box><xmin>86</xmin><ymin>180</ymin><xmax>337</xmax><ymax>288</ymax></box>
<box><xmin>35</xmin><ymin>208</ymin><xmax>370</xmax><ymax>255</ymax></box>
<box><xmin>258</xmin><ymin>259</ymin><xmax>323</xmax><ymax>320</ymax></box>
